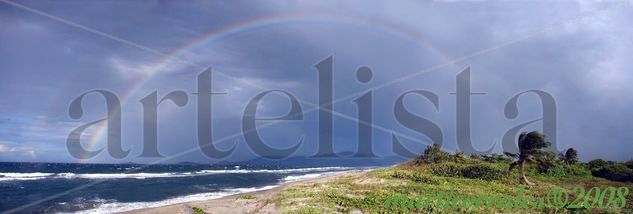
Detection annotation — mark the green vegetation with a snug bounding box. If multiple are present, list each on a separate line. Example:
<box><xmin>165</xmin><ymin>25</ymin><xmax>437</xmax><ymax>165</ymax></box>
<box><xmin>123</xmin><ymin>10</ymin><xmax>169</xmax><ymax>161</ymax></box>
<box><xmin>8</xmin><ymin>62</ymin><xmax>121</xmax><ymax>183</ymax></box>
<box><xmin>412</xmin><ymin>143</ymin><xmax>451</xmax><ymax>164</ymax></box>
<box><xmin>429</xmin><ymin>162</ymin><xmax>507</xmax><ymax>181</ymax></box>
<box><xmin>272</xmin><ymin>131</ymin><xmax>633</xmax><ymax>213</ymax></box>
<box><xmin>588</xmin><ymin>159</ymin><xmax>633</xmax><ymax>182</ymax></box>
<box><xmin>192</xmin><ymin>206</ymin><xmax>206</xmax><ymax>214</ymax></box>
<box><xmin>562</xmin><ymin>148</ymin><xmax>579</xmax><ymax>165</ymax></box>
<box><xmin>504</xmin><ymin>131</ymin><xmax>551</xmax><ymax>185</ymax></box>
<box><xmin>237</xmin><ymin>194</ymin><xmax>257</xmax><ymax>199</ymax></box>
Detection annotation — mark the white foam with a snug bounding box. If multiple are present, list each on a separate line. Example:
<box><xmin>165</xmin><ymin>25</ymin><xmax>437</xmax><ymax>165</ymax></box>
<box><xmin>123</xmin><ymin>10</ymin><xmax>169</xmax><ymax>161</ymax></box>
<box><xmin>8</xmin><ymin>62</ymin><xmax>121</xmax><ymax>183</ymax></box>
<box><xmin>74</xmin><ymin>172</ymin><xmax>177</xmax><ymax>179</ymax></box>
<box><xmin>197</xmin><ymin>166</ymin><xmax>352</xmax><ymax>174</ymax></box>
<box><xmin>0</xmin><ymin>172</ymin><xmax>54</xmax><ymax>181</ymax></box>
<box><xmin>283</xmin><ymin>173</ymin><xmax>323</xmax><ymax>182</ymax></box>
<box><xmin>69</xmin><ymin>185</ymin><xmax>277</xmax><ymax>214</ymax></box>
<box><xmin>282</xmin><ymin>171</ymin><xmax>345</xmax><ymax>182</ymax></box>
<box><xmin>51</xmin><ymin>168</ymin><xmax>367</xmax><ymax>213</ymax></box>
<box><xmin>0</xmin><ymin>172</ymin><xmax>181</xmax><ymax>181</ymax></box>
<box><xmin>67</xmin><ymin>171</ymin><xmax>343</xmax><ymax>213</ymax></box>
<box><xmin>0</xmin><ymin>167</ymin><xmax>355</xmax><ymax>181</ymax></box>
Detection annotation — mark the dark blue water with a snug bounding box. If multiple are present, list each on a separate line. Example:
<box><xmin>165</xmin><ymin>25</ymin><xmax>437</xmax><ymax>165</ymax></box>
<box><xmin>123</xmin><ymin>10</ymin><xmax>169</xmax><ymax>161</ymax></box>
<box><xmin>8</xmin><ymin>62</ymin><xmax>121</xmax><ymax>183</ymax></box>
<box><xmin>0</xmin><ymin>161</ymin><xmax>379</xmax><ymax>213</ymax></box>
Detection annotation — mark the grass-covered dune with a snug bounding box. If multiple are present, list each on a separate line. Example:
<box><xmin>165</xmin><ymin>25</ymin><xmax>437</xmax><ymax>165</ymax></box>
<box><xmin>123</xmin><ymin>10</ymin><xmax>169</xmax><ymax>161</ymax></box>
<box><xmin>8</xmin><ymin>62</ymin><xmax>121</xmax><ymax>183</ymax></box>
<box><xmin>271</xmin><ymin>146</ymin><xmax>633</xmax><ymax>213</ymax></box>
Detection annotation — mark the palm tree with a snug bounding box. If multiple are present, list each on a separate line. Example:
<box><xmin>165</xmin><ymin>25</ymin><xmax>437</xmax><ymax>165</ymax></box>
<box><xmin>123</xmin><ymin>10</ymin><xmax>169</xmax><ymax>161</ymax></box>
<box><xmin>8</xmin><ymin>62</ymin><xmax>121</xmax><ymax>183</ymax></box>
<box><xmin>504</xmin><ymin>131</ymin><xmax>551</xmax><ymax>185</ymax></box>
<box><xmin>562</xmin><ymin>148</ymin><xmax>579</xmax><ymax>165</ymax></box>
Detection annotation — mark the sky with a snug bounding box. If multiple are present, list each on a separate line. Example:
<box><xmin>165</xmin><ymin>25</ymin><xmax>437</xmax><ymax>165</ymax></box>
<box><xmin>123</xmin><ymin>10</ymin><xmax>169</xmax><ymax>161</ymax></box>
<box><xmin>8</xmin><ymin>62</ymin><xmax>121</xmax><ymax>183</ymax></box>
<box><xmin>0</xmin><ymin>0</ymin><xmax>632</xmax><ymax>163</ymax></box>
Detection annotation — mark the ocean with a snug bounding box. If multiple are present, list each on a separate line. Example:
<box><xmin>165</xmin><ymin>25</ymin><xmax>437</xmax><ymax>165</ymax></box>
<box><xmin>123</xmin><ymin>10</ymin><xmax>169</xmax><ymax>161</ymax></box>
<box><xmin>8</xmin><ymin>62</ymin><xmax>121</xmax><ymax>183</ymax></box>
<box><xmin>0</xmin><ymin>158</ymin><xmax>401</xmax><ymax>213</ymax></box>
<box><xmin>0</xmin><ymin>162</ymin><xmax>359</xmax><ymax>213</ymax></box>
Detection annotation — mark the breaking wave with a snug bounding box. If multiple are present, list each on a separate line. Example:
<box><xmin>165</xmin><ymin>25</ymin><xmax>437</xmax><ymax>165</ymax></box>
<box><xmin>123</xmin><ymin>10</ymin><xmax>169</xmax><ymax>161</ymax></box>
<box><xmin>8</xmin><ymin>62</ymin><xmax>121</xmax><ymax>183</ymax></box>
<box><xmin>0</xmin><ymin>166</ymin><xmax>353</xmax><ymax>181</ymax></box>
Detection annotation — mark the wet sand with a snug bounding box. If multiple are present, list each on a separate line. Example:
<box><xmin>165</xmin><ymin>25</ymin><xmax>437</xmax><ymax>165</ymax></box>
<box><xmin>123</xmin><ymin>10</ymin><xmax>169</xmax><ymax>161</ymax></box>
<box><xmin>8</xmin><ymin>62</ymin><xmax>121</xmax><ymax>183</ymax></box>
<box><xmin>123</xmin><ymin>170</ymin><xmax>366</xmax><ymax>214</ymax></box>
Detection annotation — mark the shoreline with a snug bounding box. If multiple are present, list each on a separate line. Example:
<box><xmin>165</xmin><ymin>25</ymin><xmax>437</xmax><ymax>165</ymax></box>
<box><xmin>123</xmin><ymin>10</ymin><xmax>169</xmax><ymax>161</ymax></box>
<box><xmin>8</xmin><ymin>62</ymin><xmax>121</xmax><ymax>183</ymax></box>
<box><xmin>121</xmin><ymin>170</ymin><xmax>369</xmax><ymax>214</ymax></box>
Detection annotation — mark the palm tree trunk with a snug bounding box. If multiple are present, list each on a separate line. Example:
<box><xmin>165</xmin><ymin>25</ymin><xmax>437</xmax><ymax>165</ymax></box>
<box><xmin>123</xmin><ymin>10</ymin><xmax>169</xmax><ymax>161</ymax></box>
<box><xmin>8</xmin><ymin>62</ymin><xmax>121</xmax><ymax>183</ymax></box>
<box><xmin>519</xmin><ymin>160</ymin><xmax>534</xmax><ymax>185</ymax></box>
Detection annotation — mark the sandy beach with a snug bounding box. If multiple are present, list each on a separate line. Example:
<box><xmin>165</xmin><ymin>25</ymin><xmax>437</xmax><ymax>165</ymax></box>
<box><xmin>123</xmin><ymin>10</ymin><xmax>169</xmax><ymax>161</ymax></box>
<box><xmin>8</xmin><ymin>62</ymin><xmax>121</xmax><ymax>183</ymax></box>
<box><xmin>122</xmin><ymin>170</ymin><xmax>367</xmax><ymax>214</ymax></box>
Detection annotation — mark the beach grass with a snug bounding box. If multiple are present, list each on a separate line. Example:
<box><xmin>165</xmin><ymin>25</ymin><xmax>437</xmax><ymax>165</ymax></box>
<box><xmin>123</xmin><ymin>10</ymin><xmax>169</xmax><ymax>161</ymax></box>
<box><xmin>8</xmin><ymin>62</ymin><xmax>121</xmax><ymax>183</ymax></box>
<box><xmin>192</xmin><ymin>206</ymin><xmax>206</xmax><ymax>214</ymax></box>
<box><xmin>273</xmin><ymin>158</ymin><xmax>633</xmax><ymax>213</ymax></box>
<box><xmin>237</xmin><ymin>194</ymin><xmax>257</xmax><ymax>200</ymax></box>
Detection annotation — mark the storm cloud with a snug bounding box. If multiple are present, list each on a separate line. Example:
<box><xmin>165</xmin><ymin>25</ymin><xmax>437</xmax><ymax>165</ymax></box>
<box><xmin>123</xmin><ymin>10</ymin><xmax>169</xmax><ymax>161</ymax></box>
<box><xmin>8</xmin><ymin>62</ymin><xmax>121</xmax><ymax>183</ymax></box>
<box><xmin>0</xmin><ymin>0</ymin><xmax>631</xmax><ymax>163</ymax></box>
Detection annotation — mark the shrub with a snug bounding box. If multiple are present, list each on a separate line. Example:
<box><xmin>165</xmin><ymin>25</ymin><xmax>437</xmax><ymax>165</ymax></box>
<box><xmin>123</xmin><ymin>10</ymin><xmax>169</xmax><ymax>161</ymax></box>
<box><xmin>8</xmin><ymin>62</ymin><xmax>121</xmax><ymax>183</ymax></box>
<box><xmin>564</xmin><ymin>164</ymin><xmax>592</xmax><ymax>176</ymax></box>
<box><xmin>413</xmin><ymin>144</ymin><xmax>451</xmax><ymax>164</ymax></box>
<box><xmin>592</xmin><ymin>164</ymin><xmax>633</xmax><ymax>182</ymax></box>
<box><xmin>470</xmin><ymin>154</ymin><xmax>484</xmax><ymax>160</ymax></box>
<box><xmin>453</xmin><ymin>151</ymin><xmax>466</xmax><ymax>163</ymax></box>
<box><xmin>430</xmin><ymin>163</ymin><xmax>507</xmax><ymax>181</ymax></box>
<box><xmin>562</xmin><ymin>148</ymin><xmax>579</xmax><ymax>164</ymax></box>
<box><xmin>541</xmin><ymin>164</ymin><xmax>567</xmax><ymax>177</ymax></box>
<box><xmin>429</xmin><ymin>163</ymin><xmax>463</xmax><ymax>178</ymax></box>
<box><xmin>474</xmin><ymin>154</ymin><xmax>513</xmax><ymax>163</ymax></box>
<box><xmin>535</xmin><ymin>151</ymin><xmax>559</xmax><ymax>173</ymax></box>
<box><xmin>192</xmin><ymin>207</ymin><xmax>206</xmax><ymax>214</ymax></box>
<box><xmin>460</xmin><ymin>164</ymin><xmax>508</xmax><ymax>180</ymax></box>
<box><xmin>587</xmin><ymin>159</ymin><xmax>633</xmax><ymax>182</ymax></box>
<box><xmin>588</xmin><ymin>159</ymin><xmax>610</xmax><ymax>170</ymax></box>
<box><xmin>539</xmin><ymin>164</ymin><xmax>592</xmax><ymax>177</ymax></box>
<box><xmin>624</xmin><ymin>160</ymin><xmax>633</xmax><ymax>170</ymax></box>
<box><xmin>390</xmin><ymin>170</ymin><xmax>439</xmax><ymax>184</ymax></box>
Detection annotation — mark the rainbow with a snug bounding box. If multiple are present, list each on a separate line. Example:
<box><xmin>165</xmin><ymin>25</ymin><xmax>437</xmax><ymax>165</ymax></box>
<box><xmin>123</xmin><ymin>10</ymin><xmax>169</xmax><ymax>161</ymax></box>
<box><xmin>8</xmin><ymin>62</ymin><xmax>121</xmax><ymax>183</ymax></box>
<box><xmin>81</xmin><ymin>13</ymin><xmax>460</xmax><ymax>161</ymax></box>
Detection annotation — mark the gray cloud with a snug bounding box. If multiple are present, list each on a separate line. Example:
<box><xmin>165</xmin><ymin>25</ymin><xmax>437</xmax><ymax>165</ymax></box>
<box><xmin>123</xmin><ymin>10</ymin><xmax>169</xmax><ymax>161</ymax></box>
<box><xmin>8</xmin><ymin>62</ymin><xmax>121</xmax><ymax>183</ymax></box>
<box><xmin>0</xmin><ymin>0</ymin><xmax>631</xmax><ymax>163</ymax></box>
